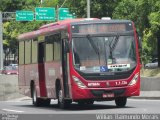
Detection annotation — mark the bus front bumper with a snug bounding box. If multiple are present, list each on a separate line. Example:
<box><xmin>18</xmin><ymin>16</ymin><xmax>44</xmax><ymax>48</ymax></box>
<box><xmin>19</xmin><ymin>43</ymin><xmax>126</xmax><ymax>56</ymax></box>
<box><xmin>71</xmin><ymin>84</ymin><xmax>140</xmax><ymax>101</ymax></box>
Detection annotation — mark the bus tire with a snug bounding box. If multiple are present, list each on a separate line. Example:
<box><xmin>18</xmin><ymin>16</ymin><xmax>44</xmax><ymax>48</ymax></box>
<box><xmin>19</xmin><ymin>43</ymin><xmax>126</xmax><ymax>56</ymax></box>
<box><xmin>32</xmin><ymin>85</ymin><xmax>41</xmax><ymax>106</ymax></box>
<box><xmin>77</xmin><ymin>101</ymin><xmax>85</xmax><ymax>105</ymax></box>
<box><xmin>57</xmin><ymin>86</ymin><xmax>70</xmax><ymax>109</ymax></box>
<box><xmin>86</xmin><ymin>100</ymin><xmax>94</xmax><ymax>105</ymax></box>
<box><xmin>115</xmin><ymin>97</ymin><xmax>127</xmax><ymax>107</ymax></box>
<box><xmin>78</xmin><ymin>100</ymin><xmax>94</xmax><ymax>105</ymax></box>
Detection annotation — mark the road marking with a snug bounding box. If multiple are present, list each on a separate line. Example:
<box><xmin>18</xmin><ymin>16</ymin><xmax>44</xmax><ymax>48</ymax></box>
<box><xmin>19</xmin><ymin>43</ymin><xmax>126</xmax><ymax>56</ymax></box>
<box><xmin>2</xmin><ymin>109</ymin><xmax>24</xmax><ymax>113</ymax></box>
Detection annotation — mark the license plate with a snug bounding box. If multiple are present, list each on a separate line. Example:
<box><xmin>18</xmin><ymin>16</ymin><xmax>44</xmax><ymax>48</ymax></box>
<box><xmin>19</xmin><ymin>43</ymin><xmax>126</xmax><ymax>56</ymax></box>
<box><xmin>103</xmin><ymin>93</ymin><xmax>114</xmax><ymax>98</ymax></box>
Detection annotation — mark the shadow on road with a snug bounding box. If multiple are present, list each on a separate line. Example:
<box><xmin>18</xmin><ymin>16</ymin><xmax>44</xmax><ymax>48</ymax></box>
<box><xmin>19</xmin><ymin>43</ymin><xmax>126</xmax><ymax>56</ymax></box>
<box><xmin>61</xmin><ymin>104</ymin><xmax>128</xmax><ymax>111</ymax></box>
<box><xmin>13</xmin><ymin>102</ymin><xmax>134</xmax><ymax>111</ymax></box>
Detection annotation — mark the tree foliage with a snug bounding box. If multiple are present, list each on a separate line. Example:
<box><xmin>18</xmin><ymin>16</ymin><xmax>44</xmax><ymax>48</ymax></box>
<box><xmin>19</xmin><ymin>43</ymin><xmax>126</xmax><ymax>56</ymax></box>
<box><xmin>0</xmin><ymin>0</ymin><xmax>159</xmax><ymax>65</ymax></box>
<box><xmin>0</xmin><ymin>0</ymin><xmax>59</xmax><ymax>65</ymax></box>
<box><xmin>66</xmin><ymin>0</ymin><xmax>121</xmax><ymax>18</ymax></box>
<box><xmin>113</xmin><ymin>0</ymin><xmax>160</xmax><ymax>64</ymax></box>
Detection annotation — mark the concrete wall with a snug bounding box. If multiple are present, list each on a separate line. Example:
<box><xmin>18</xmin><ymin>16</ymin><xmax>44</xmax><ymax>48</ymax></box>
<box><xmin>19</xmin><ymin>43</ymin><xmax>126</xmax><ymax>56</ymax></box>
<box><xmin>0</xmin><ymin>75</ymin><xmax>159</xmax><ymax>101</ymax></box>
<box><xmin>141</xmin><ymin>77</ymin><xmax>160</xmax><ymax>91</ymax></box>
<box><xmin>0</xmin><ymin>75</ymin><xmax>23</xmax><ymax>101</ymax></box>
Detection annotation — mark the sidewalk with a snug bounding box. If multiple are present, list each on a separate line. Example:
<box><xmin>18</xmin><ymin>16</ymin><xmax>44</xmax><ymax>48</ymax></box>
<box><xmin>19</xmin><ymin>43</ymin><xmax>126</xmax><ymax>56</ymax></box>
<box><xmin>131</xmin><ymin>91</ymin><xmax>160</xmax><ymax>99</ymax></box>
<box><xmin>6</xmin><ymin>95</ymin><xmax>31</xmax><ymax>102</ymax></box>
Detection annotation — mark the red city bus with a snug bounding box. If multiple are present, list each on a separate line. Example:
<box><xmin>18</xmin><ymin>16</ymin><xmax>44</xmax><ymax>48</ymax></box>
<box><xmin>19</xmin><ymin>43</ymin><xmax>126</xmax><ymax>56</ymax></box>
<box><xmin>18</xmin><ymin>18</ymin><xmax>141</xmax><ymax>109</ymax></box>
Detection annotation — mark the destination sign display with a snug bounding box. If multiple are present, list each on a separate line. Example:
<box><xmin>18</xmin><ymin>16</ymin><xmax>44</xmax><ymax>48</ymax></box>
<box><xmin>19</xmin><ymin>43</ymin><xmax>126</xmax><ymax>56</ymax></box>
<box><xmin>72</xmin><ymin>23</ymin><xmax>133</xmax><ymax>34</ymax></box>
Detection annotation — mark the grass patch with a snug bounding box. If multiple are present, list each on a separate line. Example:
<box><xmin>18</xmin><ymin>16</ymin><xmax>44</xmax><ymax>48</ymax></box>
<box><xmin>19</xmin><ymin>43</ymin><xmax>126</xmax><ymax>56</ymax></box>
<box><xmin>141</xmin><ymin>68</ymin><xmax>160</xmax><ymax>77</ymax></box>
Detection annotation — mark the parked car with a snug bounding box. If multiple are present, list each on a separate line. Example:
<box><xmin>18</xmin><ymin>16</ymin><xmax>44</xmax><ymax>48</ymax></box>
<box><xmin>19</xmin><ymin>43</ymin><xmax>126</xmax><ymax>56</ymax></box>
<box><xmin>1</xmin><ymin>66</ymin><xmax>18</xmax><ymax>75</ymax></box>
<box><xmin>9</xmin><ymin>64</ymin><xmax>18</xmax><ymax>67</ymax></box>
<box><xmin>145</xmin><ymin>58</ymin><xmax>158</xmax><ymax>68</ymax></box>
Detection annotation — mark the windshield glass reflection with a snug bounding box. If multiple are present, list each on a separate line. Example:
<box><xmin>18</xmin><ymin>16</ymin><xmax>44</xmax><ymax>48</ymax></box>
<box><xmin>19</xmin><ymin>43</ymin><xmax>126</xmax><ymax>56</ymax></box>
<box><xmin>72</xmin><ymin>35</ymin><xmax>136</xmax><ymax>73</ymax></box>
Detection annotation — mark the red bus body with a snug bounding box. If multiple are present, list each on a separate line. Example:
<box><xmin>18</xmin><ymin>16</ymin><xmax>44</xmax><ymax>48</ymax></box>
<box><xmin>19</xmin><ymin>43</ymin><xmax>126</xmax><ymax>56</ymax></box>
<box><xmin>18</xmin><ymin>18</ymin><xmax>140</xmax><ymax>108</ymax></box>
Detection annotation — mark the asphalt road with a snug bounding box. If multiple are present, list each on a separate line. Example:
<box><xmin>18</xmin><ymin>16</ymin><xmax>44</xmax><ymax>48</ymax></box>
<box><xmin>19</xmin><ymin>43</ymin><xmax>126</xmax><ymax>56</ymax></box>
<box><xmin>0</xmin><ymin>98</ymin><xmax>160</xmax><ymax>120</ymax></box>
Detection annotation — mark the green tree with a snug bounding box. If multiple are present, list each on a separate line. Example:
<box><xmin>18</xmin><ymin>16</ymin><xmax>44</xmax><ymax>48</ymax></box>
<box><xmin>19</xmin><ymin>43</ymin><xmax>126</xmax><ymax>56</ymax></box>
<box><xmin>113</xmin><ymin>0</ymin><xmax>160</xmax><ymax>65</ymax></box>
<box><xmin>67</xmin><ymin>0</ymin><xmax>121</xmax><ymax>18</ymax></box>
<box><xmin>141</xmin><ymin>1</ymin><xmax>160</xmax><ymax>64</ymax></box>
<box><xmin>1</xmin><ymin>0</ymin><xmax>59</xmax><ymax>65</ymax></box>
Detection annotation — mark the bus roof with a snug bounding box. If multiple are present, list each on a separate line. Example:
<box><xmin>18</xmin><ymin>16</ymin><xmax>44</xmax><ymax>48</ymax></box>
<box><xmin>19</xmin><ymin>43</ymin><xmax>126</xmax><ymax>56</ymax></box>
<box><xmin>18</xmin><ymin>19</ymin><xmax>85</xmax><ymax>41</ymax></box>
<box><xmin>17</xmin><ymin>18</ymin><xmax>132</xmax><ymax>41</ymax></box>
<box><xmin>39</xmin><ymin>18</ymin><xmax>85</xmax><ymax>29</ymax></box>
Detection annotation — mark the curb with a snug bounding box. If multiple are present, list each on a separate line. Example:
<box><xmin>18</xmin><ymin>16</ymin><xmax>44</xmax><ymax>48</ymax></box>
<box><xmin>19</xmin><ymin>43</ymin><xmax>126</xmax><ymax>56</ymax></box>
<box><xmin>130</xmin><ymin>96</ymin><xmax>160</xmax><ymax>100</ymax></box>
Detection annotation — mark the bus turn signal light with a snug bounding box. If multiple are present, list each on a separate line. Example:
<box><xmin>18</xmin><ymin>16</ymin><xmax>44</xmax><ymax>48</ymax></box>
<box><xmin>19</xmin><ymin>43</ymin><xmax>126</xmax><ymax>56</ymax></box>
<box><xmin>128</xmin><ymin>73</ymin><xmax>139</xmax><ymax>86</ymax></box>
<box><xmin>72</xmin><ymin>76</ymin><xmax>87</xmax><ymax>88</ymax></box>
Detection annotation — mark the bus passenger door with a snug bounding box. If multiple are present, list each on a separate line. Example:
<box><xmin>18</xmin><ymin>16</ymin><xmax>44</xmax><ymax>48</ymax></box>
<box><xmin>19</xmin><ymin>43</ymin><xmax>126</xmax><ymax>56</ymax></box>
<box><xmin>62</xmin><ymin>39</ymin><xmax>70</xmax><ymax>98</ymax></box>
<box><xmin>38</xmin><ymin>42</ymin><xmax>47</xmax><ymax>97</ymax></box>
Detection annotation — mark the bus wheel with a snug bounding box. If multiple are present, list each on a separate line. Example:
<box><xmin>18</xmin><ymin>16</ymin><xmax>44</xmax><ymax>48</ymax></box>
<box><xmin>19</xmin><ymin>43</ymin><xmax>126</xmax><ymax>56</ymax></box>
<box><xmin>86</xmin><ymin>100</ymin><xmax>94</xmax><ymax>105</ymax></box>
<box><xmin>115</xmin><ymin>97</ymin><xmax>127</xmax><ymax>107</ymax></box>
<box><xmin>77</xmin><ymin>101</ymin><xmax>85</xmax><ymax>105</ymax></box>
<box><xmin>32</xmin><ymin>86</ymin><xmax>41</xmax><ymax>106</ymax></box>
<box><xmin>78</xmin><ymin>100</ymin><xmax>94</xmax><ymax>105</ymax></box>
<box><xmin>57</xmin><ymin>86</ymin><xmax>70</xmax><ymax>109</ymax></box>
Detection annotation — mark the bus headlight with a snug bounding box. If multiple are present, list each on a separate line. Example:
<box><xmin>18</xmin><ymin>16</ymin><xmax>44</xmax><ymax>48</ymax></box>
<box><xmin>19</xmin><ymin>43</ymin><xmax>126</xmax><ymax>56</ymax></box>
<box><xmin>72</xmin><ymin>76</ymin><xmax>87</xmax><ymax>88</ymax></box>
<box><xmin>128</xmin><ymin>73</ymin><xmax>139</xmax><ymax>86</ymax></box>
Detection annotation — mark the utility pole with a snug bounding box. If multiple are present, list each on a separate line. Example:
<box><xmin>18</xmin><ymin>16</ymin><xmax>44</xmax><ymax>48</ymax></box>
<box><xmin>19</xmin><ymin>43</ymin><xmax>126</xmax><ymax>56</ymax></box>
<box><xmin>87</xmin><ymin>0</ymin><xmax>90</xmax><ymax>18</ymax></box>
<box><xmin>0</xmin><ymin>12</ymin><xmax>3</xmax><ymax>70</ymax></box>
<box><xmin>41</xmin><ymin>0</ymin><xmax>43</xmax><ymax>5</ymax></box>
<box><xmin>158</xmin><ymin>36</ymin><xmax>160</xmax><ymax>67</ymax></box>
<box><xmin>57</xmin><ymin>5</ymin><xmax>59</xmax><ymax>21</ymax></box>
<box><xmin>0</xmin><ymin>12</ymin><xmax>15</xmax><ymax>70</ymax></box>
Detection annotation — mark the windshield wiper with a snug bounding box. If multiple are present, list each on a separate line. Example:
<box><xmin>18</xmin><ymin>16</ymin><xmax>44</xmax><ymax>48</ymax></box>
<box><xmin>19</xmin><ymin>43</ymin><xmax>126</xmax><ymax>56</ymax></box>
<box><xmin>108</xmin><ymin>35</ymin><xmax>119</xmax><ymax>63</ymax></box>
<box><xmin>86</xmin><ymin>35</ymin><xmax>101</xmax><ymax>64</ymax></box>
<box><xmin>110</xmin><ymin>35</ymin><xmax>119</xmax><ymax>51</ymax></box>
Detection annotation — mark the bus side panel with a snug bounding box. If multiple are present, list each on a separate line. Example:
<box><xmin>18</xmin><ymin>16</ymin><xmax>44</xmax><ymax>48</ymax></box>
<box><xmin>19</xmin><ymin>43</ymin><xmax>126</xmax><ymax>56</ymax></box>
<box><xmin>124</xmin><ymin>73</ymin><xmax>140</xmax><ymax>96</ymax></box>
<box><xmin>24</xmin><ymin>64</ymin><xmax>41</xmax><ymax>97</ymax></box>
<box><xmin>45</xmin><ymin>62</ymin><xmax>62</xmax><ymax>98</ymax></box>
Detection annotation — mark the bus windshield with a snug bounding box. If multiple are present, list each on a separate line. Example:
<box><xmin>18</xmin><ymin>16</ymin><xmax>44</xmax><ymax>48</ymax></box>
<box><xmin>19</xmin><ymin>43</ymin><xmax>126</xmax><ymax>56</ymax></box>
<box><xmin>72</xmin><ymin>35</ymin><xmax>136</xmax><ymax>73</ymax></box>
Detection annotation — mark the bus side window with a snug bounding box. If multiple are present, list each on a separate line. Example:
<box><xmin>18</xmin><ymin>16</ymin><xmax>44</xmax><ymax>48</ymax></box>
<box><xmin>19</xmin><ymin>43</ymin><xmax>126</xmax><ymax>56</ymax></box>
<box><xmin>19</xmin><ymin>41</ymin><xmax>25</xmax><ymax>65</ymax></box>
<box><xmin>45</xmin><ymin>35</ymin><xmax>54</xmax><ymax>62</ymax></box>
<box><xmin>25</xmin><ymin>40</ymin><xmax>31</xmax><ymax>64</ymax></box>
<box><xmin>31</xmin><ymin>39</ymin><xmax>38</xmax><ymax>63</ymax></box>
<box><xmin>73</xmin><ymin>48</ymin><xmax>80</xmax><ymax>65</ymax></box>
<box><xmin>53</xmin><ymin>34</ymin><xmax>61</xmax><ymax>61</ymax></box>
